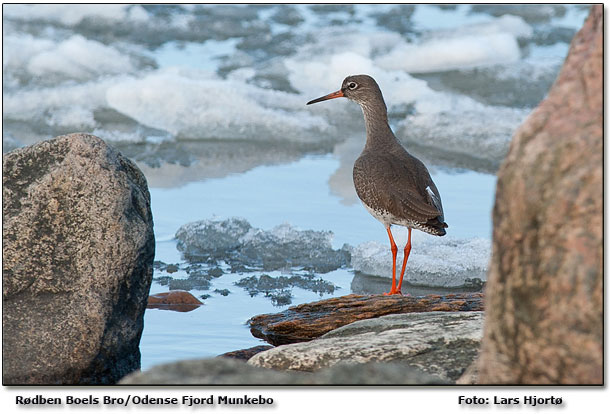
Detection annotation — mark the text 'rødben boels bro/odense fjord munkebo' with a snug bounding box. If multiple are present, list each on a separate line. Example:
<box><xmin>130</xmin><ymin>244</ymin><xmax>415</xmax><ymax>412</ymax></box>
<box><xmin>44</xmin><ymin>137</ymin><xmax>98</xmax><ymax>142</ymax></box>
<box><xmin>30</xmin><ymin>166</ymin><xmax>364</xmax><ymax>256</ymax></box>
<box><xmin>15</xmin><ymin>394</ymin><xmax>274</xmax><ymax>407</ymax></box>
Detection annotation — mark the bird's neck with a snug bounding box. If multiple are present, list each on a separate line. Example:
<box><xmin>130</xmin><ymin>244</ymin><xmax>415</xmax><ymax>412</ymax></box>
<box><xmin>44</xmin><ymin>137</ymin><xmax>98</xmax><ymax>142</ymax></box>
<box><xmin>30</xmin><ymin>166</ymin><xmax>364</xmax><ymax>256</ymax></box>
<box><xmin>360</xmin><ymin>102</ymin><xmax>397</xmax><ymax>149</ymax></box>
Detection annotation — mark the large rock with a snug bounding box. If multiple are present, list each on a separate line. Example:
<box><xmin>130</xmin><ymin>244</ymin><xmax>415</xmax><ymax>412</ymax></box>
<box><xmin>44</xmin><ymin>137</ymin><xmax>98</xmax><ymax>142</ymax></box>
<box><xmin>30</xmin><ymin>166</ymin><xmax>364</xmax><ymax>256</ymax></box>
<box><xmin>248</xmin><ymin>293</ymin><xmax>483</xmax><ymax>346</ymax></box>
<box><xmin>248</xmin><ymin>312</ymin><xmax>484</xmax><ymax>382</ymax></box>
<box><xmin>2</xmin><ymin>133</ymin><xmax>155</xmax><ymax>384</ymax></box>
<box><xmin>120</xmin><ymin>357</ymin><xmax>445</xmax><ymax>385</ymax></box>
<box><xmin>478</xmin><ymin>6</ymin><xmax>602</xmax><ymax>384</ymax></box>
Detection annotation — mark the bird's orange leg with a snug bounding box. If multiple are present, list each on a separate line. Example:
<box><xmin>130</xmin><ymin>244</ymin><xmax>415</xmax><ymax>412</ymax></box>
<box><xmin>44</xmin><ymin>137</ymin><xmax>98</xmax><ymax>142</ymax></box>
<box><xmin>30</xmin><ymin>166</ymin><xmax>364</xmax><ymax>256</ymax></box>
<box><xmin>396</xmin><ymin>228</ymin><xmax>412</xmax><ymax>294</ymax></box>
<box><xmin>383</xmin><ymin>226</ymin><xmax>399</xmax><ymax>295</ymax></box>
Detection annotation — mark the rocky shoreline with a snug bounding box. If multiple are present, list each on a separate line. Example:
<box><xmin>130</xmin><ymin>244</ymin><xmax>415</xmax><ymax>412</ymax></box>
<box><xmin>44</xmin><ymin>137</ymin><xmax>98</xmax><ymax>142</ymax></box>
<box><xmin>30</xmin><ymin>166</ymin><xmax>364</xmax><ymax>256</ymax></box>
<box><xmin>127</xmin><ymin>292</ymin><xmax>485</xmax><ymax>384</ymax></box>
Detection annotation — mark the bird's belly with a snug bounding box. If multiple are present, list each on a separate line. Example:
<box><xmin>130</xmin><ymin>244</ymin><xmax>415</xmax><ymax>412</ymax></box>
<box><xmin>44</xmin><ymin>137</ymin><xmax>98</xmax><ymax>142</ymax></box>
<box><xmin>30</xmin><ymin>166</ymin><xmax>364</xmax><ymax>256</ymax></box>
<box><xmin>360</xmin><ymin>202</ymin><xmax>414</xmax><ymax>227</ymax></box>
<box><xmin>361</xmin><ymin>201</ymin><xmax>437</xmax><ymax>234</ymax></box>
<box><xmin>361</xmin><ymin>202</ymin><xmax>394</xmax><ymax>227</ymax></box>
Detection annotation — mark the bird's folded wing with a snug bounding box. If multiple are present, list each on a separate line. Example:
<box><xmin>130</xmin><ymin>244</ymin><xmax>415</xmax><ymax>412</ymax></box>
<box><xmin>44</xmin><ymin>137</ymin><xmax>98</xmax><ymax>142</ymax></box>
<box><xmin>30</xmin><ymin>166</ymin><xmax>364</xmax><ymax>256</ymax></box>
<box><xmin>392</xmin><ymin>186</ymin><xmax>443</xmax><ymax>219</ymax></box>
<box><xmin>354</xmin><ymin>155</ymin><xmax>442</xmax><ymax>220</ymax></box>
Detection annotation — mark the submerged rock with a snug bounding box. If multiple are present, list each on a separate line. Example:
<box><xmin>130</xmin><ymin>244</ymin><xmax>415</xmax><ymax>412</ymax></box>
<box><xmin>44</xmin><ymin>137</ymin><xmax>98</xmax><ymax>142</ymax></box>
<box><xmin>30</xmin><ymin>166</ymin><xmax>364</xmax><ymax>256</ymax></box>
<box><xmin>2</xmin><ymin>133</ymin><xmax>154</xmax><ymax>384</ymax></box>
<box><xmin>248</xmin><ymin>293</ymin><xmax>483</xmax><ymax>346</ymax></box>
<box><xmin>147</xmin><ymin>290</ymin><xmax>203</xmax><ymax>312</ymax></box>
<box><xmin>478</xmin><ymin>5</ymin><xmax>603</xmax><ymax>385</ymax></box>
<box><xmin>175</xmin><ymin>218</ymin><xmax>350</xmax><ymax>273</ymax></box>
<box><xmin>248</xmin><ymin>311</ymin><xmax>483</xmax><ymax>382</ymax></box>
<box><xmin>120</xmin><ymin>356</ymin><xmax>445</xmax><ymax>385</ymax></box>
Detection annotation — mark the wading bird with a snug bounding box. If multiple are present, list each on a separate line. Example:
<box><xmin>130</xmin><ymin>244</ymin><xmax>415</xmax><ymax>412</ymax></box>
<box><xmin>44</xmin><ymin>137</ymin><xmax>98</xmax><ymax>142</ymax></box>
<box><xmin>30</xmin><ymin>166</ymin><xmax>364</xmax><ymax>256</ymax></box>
<box><xmin>307</xmin><ymin>75</ymin><xmax>448</xmax><ymax>295</ymax></box>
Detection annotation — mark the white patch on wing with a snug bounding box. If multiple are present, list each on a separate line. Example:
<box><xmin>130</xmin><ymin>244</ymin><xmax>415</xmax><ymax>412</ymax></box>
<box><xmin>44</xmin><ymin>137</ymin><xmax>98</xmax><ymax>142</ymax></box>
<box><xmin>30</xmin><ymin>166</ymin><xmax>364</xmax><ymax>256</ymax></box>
<box><xmin>426</xmin><ymin>186</ymin><xmax>441</xmax><ymax>212</ymax></box>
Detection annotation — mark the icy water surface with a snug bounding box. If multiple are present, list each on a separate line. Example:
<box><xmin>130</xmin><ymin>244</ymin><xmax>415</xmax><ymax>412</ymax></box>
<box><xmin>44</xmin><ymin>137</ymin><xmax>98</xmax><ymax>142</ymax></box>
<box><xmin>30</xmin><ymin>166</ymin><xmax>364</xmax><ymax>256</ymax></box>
<box><xmin>143</xmin><ymin>155</ymin><xmax>495</xmax><ymax>367</ymax></box>
<box><xmin>2</xmin><ymin>4</ymin><xmax>589</xmax><ymax>371</ymax></box>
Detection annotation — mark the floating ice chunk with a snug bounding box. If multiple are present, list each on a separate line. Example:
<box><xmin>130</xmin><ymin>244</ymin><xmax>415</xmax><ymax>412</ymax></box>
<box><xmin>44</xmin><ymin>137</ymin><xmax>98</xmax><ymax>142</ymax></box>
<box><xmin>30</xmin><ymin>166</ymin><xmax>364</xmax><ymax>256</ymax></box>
<box><xmin>3</xmin><ymin>4</ymin><xmax>149</xmax><ymax>26</ymax></box>
<box><xmin>176</xmin><ymin>217</ymin><xmax>253</xmax><ymax>258</ymax></box>
<box><xmin>470</xmin><ymin>4</ymin><xmax>567</xmax><ymax>24</ymax></box>
<box><xmin>106</xmin><ymin>68</ymin><xmax>332</xmax><ymax>142</ymax></box>
<box><xmin>3</xmin><ymin>78</ymin><xmax>118</xmax><ymax>127</ymax></box>
<box><xmin>377</xmin><ymin>15</ymin><xmax>532</xmax><ymax>73</ymax></box>
<box><xmin>175</xmin><ymin>218</ymin><xmax>350</xmax><ymax>273</ymax></box>
<box><xmin>288</xmin><ymin>41</ymin><xmax>526</xmax><ymax>169</ymax></box>
<box><xmin>423</xmin><ymin>57</ymin><xmax>563</xmax><ymax>109</ymax></box>
<box><xmin>287</xmin><ymin>50</ymin><xmax>433</xmax><ymax>123</ymax></box>
<box><xmin>3</xmin><ymin>34</ymin><xmax>55</xmax><ymax>75</ymax></box>
<box><xmin>350</xmin><ymin>232</ymin><xmax>490</xmax><ymax>288</ymax></box>
<box><xmin>444</xmin><ymin>15</ymin><xmax>533</xmax><ymax>39</ymax></box>
<box><xmin>399</xmin><ymin>104</ymin><xmax>528</xmax><ymax>168</ymax></box>
<box><xmin>285</xmin><ymin>30</ymin><xmax>407</xmax><ymax>94</ymax></box>
<box><xmin>26</xmin><ymin>35</ymin><xmax>136</xmax><ymax>81</ymax></box>
<box><xmin>46</xmin><ymin>106</ymin><xmax>96</xmax><ymax>129</ymax></box>
<box><xmin>378</xmin><ymin>33</ymin><xmax>521</xmax><ymax>73</ymax></box>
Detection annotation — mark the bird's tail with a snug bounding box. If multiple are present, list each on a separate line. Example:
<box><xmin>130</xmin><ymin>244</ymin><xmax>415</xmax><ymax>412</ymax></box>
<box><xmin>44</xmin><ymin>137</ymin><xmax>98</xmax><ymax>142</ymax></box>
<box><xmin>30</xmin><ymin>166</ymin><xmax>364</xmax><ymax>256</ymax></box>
<box><xmin>426</xmin><ymin>217</ymin><xmax>448</xmax><ymax>236</ymax></box>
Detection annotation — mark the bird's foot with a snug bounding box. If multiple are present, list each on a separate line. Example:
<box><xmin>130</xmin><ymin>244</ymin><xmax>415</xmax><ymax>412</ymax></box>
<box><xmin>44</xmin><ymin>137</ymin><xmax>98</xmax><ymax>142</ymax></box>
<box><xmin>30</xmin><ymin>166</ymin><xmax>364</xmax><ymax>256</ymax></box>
<box><xmin>383</xmin><ymin>290</ymin><xmax>403</xmax><ymax>296</ymax></box>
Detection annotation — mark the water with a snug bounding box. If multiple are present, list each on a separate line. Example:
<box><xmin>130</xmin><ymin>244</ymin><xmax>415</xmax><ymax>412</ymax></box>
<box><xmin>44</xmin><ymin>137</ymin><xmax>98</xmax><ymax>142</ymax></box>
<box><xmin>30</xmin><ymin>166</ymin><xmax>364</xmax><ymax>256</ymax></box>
<box><xmin>2</xmin><ymin>4</ymin><xmax>589</xmax><ymax>371</ymax></box>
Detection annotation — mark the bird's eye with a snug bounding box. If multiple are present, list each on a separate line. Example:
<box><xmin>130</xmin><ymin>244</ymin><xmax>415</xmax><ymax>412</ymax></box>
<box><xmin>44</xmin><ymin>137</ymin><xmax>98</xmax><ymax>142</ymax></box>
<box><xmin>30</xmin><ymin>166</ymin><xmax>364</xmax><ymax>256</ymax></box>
<box><xmin>348</xmin><ymin>82</ymin><xmax>358</xmax><ymax>90</ymax></box>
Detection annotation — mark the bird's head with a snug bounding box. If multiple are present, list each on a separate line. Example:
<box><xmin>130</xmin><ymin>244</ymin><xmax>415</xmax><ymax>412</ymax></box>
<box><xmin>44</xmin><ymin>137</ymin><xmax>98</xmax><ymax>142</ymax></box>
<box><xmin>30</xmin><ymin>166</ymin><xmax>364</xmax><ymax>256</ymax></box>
<box><xmin>306</xmin><ymin>74</ymin><xmax>383</xmax><ymax>106</ymax></box>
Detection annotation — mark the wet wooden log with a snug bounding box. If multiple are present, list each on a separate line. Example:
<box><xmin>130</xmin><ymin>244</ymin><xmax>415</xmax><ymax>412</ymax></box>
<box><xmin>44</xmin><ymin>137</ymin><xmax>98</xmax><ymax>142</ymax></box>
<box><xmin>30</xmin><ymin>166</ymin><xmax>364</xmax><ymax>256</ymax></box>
<box><xmin>248</xmin><ymin>292</ymin><xmax>483</xmax><ymax>346</ymax></box>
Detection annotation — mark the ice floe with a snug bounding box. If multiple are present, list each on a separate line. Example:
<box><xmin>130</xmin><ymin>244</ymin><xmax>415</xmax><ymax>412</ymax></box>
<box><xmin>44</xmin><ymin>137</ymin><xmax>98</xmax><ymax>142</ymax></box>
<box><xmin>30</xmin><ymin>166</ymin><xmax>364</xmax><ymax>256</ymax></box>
<box><xmin>350</xmin><ymin>230</ymin><xmax>491</xmax><ymax>288</ymax></box>
<box><xmin>175</xmin><ymin>217</ymin><xmax>350</xmax><ymax>273</ymax></box>
<box><xmin>105</xmin><ymin>68</ymin><xmax>332</xmax><ymax>142</ymax></box>
<box><xmin>2</xmin><ymin>4</ymin><xmax>587</xmax><ymax>174</ymax></box>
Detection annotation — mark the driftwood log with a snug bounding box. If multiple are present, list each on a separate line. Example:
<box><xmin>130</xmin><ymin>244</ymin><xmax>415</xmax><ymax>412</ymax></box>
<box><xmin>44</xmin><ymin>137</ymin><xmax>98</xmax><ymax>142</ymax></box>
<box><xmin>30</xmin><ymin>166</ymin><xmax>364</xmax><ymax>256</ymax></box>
<box><xmin>248</xmin><ymin>293</ymin><xmax>483</xmax><ymax>346</ymax></box>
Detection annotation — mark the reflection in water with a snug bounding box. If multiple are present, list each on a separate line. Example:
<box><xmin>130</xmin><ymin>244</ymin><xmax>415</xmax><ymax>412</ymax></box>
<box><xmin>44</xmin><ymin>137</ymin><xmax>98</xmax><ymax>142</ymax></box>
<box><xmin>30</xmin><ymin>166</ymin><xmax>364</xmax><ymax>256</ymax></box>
<box><xmin>146</xmin><ymin>303</ymin><xmax>201</xmax><ymax>313</ymax></box>
<box><xmin>118</xmin><ymin>139</ymin><xmax>334</xmax><ymax>188</ymax></box>
<box><xmin>236</xmin><ymin>273</ymin><xmax>337</xmax><ymax>306</ymax></box>
<box><xmin>351</xmin><ymin>272</ymin><xmax>484</xmax><ymax>296</ymax></box>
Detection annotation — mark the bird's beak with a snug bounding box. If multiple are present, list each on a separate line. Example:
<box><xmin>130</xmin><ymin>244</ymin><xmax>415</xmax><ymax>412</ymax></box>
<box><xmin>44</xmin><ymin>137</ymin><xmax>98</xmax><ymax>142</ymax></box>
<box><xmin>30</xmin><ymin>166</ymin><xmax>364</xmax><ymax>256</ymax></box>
<box><xmin>306</xmin><ymin>90</ymin><xmax>344</xmax><ymax>105</ymax></box>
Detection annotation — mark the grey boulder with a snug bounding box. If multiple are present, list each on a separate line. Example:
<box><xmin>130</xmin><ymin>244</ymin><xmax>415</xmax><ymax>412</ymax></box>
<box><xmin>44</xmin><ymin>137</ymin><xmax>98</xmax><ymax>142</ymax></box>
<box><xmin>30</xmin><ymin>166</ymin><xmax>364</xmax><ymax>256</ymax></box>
<box><xmin>248</xmin><ymin>311</ymin><xmax>484</xmax><ymax>382</ymax></box>
<box><xmin>2</xmin><ymin>133</ymin><xmax>155</xmax><ymax>384</ymax></box>
<box><xmin>120</xmin><ymin>357</ymin><xmax>445</xmax><ymax>385</ymax></box>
